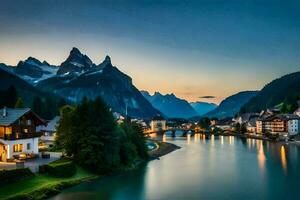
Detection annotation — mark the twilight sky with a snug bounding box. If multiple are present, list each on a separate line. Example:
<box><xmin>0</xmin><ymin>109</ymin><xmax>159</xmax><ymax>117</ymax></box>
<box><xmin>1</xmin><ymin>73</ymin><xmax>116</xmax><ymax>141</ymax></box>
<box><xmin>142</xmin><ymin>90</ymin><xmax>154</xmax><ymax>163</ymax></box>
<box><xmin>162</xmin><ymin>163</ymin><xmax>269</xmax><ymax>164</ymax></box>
<box><xmin>1</xmin><ymin>0</ymin><xmax>300</xmax><ymax>104</ymax></box>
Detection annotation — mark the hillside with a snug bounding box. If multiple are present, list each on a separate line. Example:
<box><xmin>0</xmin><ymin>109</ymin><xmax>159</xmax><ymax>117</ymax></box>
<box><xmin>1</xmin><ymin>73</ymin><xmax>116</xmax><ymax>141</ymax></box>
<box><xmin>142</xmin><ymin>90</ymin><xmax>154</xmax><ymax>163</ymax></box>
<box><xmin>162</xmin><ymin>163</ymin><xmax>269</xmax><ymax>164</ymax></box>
<box><xmin>204</xmin><ymin>91</ymin><xmax>258</xmax><ymax>119</ymax></box>
<box><xmin>240</xmin><ymin>71</ymin><xmax>300</xmax><ymax>113</ymax></box>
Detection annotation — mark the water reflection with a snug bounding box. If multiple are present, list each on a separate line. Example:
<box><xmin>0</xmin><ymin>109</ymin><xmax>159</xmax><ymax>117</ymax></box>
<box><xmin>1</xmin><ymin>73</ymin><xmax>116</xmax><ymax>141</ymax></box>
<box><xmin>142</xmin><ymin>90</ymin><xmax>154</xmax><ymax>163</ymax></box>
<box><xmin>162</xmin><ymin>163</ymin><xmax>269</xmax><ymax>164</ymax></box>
<box><xmin>281</xmin><ymin>145</ymin><xmax>287</xmax><ymax>175</ymax></box>
<box><xmin>221</xmin><ymin>136</ymin><xmax>224</xmax><ymax>145</ymax></box>
<box><xmin>211</xmin><ymin>135</ymin><xmax>215</xmax><ymax>146</ymax></box>
<box><xmin>187</xmin><ymin>134</ymin><xmax>190</xmax><ymax>144</ymax></box>
<box><xmin>228</xmin><ymin>136</ymin><xmax>234</xmax><ymax>145</ymax></box>
<box><xmin>257</xmin><ymin>140</ymin><xmax>266</xmax><ymax>173</ymax></box>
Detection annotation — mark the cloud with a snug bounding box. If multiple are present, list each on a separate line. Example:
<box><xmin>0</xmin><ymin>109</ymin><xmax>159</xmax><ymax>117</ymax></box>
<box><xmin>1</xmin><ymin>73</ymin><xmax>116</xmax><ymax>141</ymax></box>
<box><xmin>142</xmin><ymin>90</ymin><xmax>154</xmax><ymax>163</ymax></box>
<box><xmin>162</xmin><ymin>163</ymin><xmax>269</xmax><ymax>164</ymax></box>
<box><xmin>199</xmin><ymin>96</ymin><xmax>216</xmax><ymax>99</ymax></box>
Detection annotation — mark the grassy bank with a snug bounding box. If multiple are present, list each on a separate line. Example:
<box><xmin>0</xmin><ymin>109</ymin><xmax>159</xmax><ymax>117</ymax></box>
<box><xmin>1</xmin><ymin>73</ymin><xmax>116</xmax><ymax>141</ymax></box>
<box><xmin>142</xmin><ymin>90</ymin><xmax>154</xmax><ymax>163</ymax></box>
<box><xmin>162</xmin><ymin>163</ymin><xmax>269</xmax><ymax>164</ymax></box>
<box><xmin>0</xmin><ymin>166</ymin><xmax>98</xmax><ymax>200</ymax></box>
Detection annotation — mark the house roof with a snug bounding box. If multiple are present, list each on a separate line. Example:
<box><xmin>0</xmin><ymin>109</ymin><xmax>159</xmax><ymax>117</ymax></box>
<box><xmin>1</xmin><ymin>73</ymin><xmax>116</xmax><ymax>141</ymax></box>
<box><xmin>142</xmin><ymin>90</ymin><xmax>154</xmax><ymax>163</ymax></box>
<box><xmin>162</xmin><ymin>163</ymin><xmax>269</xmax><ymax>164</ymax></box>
<box><xmin>36</xmin><ymin>116</ymin><xmax>60</xmax><ymax>132</ymax></box>
<box><xmin>238</xmin><ymin>113</ymin><xmax>259</xmax><ymax>122</ymax></box>
<box><xmin>0</xmin><ymin>108</ymin><xmax>45</xmax><ymax>126</ymax></box>
<box><xmin>262</xmin><ymin>114</ymin><xmax>299</xmax><ymax>122</ymax></box>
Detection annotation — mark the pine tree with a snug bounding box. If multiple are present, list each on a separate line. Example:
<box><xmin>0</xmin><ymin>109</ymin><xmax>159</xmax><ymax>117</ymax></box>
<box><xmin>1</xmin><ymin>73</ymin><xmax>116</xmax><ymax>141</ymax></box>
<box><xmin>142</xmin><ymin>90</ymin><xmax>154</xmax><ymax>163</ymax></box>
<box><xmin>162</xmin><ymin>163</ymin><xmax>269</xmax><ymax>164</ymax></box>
<box><xmin>32</xmin><ymin>96</ymin><xmax>44</xmax><ymax>116</ymax></box>
<box><xmin>6</xmin><ymin>85</ymin><xmax>18</xmax><ymax>108</ymax></box>
<box><xmin>14</xmin><ymin>97</ymin><xmax>24</xmax><ymax>108</ymax></box>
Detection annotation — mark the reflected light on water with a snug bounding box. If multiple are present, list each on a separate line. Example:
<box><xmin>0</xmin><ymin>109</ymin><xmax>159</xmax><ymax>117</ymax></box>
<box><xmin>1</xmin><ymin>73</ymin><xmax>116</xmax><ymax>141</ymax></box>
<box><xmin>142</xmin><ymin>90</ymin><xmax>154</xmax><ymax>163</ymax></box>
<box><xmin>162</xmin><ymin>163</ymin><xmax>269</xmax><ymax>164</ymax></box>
<box><xmin>247</xmin><ymin>138</ymin><xmax>251</xmax><ymax>149</ymax></box>
<box><xmin>221</xmin><ymin>136</ymin><xmax>224</xmax><ymax>145</ymax></box>
<box><xmin>194</xmin><ymin>133</ymin><xmax>200</xmax><ymax>142</ymax></box>
<box><xmin>211</xmin><ymin>135</ymin><xmax>215</xmax><ymax>146</ymax></box>
<box><xmin>229</xmin><ymin>136</ymin><xmax>234</xmax><ymax>145</ymax></box>
<box><xmin>257</xmin><ymin>141</ymin><xmax>266</xmax><ymax>173</ymax></box>
<box><xmin>202</xmin><ymin>134</ymin><xmax>206</xmax><ymax>144</ymax></box>
<box><xmin>281</xmin><ymin>146</ymin><xmax>287</xmax><ymax>175</ymax></box>
<box><xmin>187</xmin><ymin>134</ymin><xmax>191</xmax><ymax>144</ymax></box>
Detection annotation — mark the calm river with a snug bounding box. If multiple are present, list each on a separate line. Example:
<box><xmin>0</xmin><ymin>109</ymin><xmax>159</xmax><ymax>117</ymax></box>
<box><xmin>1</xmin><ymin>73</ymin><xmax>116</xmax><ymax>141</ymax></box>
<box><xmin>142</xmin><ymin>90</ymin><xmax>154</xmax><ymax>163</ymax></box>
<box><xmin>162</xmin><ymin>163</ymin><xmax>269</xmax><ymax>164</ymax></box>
<box><xmin>51</xmin><ymin>134</ymin><xmax>300</xmax><ymax>200</ymax></box>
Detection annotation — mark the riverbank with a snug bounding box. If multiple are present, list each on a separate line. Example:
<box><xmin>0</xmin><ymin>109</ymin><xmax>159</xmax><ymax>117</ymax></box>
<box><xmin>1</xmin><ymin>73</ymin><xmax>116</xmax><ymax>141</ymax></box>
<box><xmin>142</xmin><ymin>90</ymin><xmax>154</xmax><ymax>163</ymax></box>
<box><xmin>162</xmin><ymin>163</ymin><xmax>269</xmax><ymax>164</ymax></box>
<box><xmin>148</xmin><ymin>141</ymin><xmax>181</xmax><ymax>160</ymax></box>
<box><xmin>0</xmin><ymin>166</ymin><xmax>98</xmax><ymax>200</ymax></box>
<box><xmin>0</xmin><ymin>141</ymin><xmax>179</xmax><ymax>200</ymax></box>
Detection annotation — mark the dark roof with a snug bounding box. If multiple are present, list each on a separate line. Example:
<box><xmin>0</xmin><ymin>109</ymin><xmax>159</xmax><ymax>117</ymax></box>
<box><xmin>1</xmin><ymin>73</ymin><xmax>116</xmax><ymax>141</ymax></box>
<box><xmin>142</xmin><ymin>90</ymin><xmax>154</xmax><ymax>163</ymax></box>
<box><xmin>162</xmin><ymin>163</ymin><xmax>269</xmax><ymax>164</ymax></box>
<box><xmin>36</xmin><ymin>116</ymin><xmax>60</xmax><ymax>132</ymax></box>
<box><xmin>262</xmin><ymin>114</ymin><xmax>299</xmax><ymax>122</ymax></box>
<box><xmin>0</xmin><ymin>108</ymin><xmax>45</xmax><ymax>126</ymax></box>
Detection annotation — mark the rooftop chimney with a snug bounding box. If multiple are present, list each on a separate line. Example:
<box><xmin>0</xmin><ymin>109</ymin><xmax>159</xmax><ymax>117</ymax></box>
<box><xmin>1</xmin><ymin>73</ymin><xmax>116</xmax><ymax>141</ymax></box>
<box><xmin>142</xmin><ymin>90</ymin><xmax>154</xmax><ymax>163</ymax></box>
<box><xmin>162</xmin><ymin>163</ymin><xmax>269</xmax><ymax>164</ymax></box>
<box><xmin>3</xmin><ymin>107</ymin><xmax>7</xmax><ymax>117</ymax></box>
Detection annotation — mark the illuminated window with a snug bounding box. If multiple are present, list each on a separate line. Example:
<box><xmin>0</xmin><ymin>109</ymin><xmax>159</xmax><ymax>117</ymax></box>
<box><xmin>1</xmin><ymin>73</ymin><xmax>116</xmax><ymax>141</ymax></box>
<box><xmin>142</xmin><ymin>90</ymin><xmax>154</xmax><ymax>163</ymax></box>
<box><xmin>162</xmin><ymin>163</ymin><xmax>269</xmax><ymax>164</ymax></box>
<box><xmin>13</xmin><ymin>144</ymin><xmax>23</xmax><ymax>153</ymax></box>
<box><xmin>24</xmin><ymin>129</ymin><xmax>28</xmax><ymax>133</ymax></box>
<box><xmin>0</xmin><ymin>127</ymin><xmax>4</xmax><ymax>137</ymax></box>
<box><xmin>5</xmin><ymin>127</ymin><xmax>12</xmax><ymax>134</ymax></box>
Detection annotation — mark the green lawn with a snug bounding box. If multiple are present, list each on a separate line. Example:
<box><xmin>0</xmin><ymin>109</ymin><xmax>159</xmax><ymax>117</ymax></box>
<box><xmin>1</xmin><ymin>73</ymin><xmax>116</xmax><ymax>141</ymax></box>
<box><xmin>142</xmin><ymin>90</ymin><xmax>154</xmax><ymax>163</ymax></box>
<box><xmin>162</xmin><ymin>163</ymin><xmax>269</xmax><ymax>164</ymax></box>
<box><xmin>0</xmin><ymin>166</ymin><xmax>98</xmax><ymax>200</ymax></box>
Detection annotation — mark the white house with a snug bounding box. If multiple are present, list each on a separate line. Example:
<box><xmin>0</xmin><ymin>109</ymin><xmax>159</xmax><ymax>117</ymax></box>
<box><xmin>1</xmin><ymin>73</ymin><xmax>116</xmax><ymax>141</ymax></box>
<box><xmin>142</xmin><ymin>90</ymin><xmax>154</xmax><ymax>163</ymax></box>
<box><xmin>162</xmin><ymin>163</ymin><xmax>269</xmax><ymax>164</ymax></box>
<box><xmin>0</xmin><ymin>107</ymin><xmax>45</xmax><ymax>162</ymax></box>
<box><xmin>36</xmin><ymin>116</ymin><xmax>60</xmax><ymax>148</ymax></box>
<box><xmin>287</xmin><ymin>116</ymin><xmax>300</xmax><ymax>136</ymax></box>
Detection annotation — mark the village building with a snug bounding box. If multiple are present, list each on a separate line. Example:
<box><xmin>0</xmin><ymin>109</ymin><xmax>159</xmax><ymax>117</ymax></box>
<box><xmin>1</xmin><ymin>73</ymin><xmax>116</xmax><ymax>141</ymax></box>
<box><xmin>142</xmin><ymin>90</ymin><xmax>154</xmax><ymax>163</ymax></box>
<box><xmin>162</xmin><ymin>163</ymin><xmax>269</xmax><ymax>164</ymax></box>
<box><xmin>234</xmin><ymin>113</ymin><xmax>259</xmax><ymax>133</ymax></box>
<box><xmin>256</xmin><ymin>113</ymin><xmax>299</xmax><ymax>136</ymax></box>
<box><xmin>150</xmin><ymin>115</ymin><xmax>166</xmax><ymax>132</ymax></box>
<box><xmin>0</xmin><ymin>107</ymin><xmax>45</xmax><ymax>162</ymax></box>
<box><xmin>36</xmin><ymin>116</ymin><xmax>60</xmax><ymax>148</ymax></box>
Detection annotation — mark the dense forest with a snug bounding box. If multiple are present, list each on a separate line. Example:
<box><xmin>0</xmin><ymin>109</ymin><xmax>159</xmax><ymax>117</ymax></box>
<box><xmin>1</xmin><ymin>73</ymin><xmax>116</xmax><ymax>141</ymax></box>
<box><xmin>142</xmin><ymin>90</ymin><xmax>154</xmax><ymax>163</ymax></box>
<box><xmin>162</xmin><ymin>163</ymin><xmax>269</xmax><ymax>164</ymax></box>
<box><xmin>56</xmin><ymin>97</ymin><xmax>148</xmax><ymax>174</ymax></box>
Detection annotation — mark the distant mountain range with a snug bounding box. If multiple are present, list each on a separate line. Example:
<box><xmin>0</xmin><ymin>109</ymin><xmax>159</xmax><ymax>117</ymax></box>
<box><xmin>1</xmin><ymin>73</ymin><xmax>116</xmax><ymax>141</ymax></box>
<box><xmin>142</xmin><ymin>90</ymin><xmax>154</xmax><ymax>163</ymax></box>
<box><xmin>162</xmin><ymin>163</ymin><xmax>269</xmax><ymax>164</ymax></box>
<box><xmin>0</xmin><ymin>48</ymin><xmax>160</xmax><ymax>119</ymax></box>
<box><xmin>141</xmin><ymin>91</ymin><xmax>198</xmax><ymax>118</ymax></box>
<box><xmin>1</xmin><ymin>47</ymin><xmax>298</xmax><ymax>120</ymax></box>
<box><xmin>240</xmin><ymin>71</ymin><xmax>300</xmax><ymax>113</ymax></box>
<box><xmin>190</xmin><ymin>102</ymin><xmax>217</xmax><ymax>116</ymax></box>
<box><xmin>204</xmin><ymin>91</ymin><xmax>259</xmax><ymax>119</ymax></box>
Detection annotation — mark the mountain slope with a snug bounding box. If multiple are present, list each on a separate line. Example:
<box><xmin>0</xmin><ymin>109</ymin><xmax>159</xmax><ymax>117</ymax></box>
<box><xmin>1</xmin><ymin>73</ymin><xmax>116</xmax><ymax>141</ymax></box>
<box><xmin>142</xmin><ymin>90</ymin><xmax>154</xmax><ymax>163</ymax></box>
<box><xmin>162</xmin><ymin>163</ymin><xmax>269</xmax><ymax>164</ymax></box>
<box><xmin>240</xmin><ymin>71</ymin><xmax>300</xmax><ymax>113</ymax></box>
<box><xmin>57</xmin><ymin>47</ymin><xmax>95</xmax><ymax>75</ymax></box>
<box><xmin>36</xmin><ymin>49</ymin><xmax>159</xmax><ymax>119</ymax></box>
<box><xmin>205</xmin><ymin>91</ymin><xmax>258</xmax><ymax>119</ymax></box>
<box><xmin>141</xmin><ymin>91</ymin><xmax>197</xmax><ymax>118</ymax></box>
<box><xmin>0</xmin><ymin>67</ymin><xmax>59</xmax><ymax>107</ymax></box>
<box><xmin>1</xmin><ymin>57</ymin><xmax>58</xmax><ymax>84</ymax></box>
<box><xmin>190</xmin><ymin>101</ymin><xmax>217</xmax><ymax>116</ymax></box>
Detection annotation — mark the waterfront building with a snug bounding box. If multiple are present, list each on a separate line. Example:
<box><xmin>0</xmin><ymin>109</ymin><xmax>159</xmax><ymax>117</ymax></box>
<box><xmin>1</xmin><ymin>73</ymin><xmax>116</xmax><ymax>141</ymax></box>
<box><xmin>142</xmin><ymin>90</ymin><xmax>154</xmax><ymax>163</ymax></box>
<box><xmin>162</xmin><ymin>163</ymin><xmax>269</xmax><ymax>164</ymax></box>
<box><xmin>256</xmin><ymin>113</ymin><xmax>299</xmax><ymax>136</ymax></box>
<box><xmin>0</xmin><ymin>107</ymin><xmax>45</xmax><ymax>162</ymax></box>
<box><xmin>150</xmin><ymin>115</ymin><xmax>166</xmax><ymax>132</ymax></box>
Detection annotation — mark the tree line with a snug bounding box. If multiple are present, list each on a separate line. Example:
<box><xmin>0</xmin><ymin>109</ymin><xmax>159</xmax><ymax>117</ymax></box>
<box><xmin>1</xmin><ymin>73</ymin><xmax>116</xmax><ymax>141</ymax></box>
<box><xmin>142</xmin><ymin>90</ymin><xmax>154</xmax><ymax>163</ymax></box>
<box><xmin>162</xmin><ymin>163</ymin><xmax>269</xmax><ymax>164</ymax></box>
<box><xmin>56</xmin><ymin>97</ymin><xmax>148</xmax><ymax>174</ymax></box>
<box><xmin>0</xmin><ymin>85</ymin><xmax>66</xmax><ymax>119</ymax></box>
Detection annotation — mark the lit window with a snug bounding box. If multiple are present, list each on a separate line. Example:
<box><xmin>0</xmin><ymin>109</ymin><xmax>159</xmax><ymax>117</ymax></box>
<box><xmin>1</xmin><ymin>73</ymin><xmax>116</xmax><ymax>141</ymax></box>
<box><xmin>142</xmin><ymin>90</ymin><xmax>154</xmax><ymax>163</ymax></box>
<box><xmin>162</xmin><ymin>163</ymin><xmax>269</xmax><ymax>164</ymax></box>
<box><xmin>24</xmin><ymin>129</ymin><xmax>28</xmax><ymax>133</ymax></box>
<box><xmin>13</xmin><ymin>144</ymin><xmax>23</xmax><ymax>152</ymax></box>
<box><xmin>5</xmin><ymin>127</ymin><xmax>12</xmax><ymax>134</ymax></box>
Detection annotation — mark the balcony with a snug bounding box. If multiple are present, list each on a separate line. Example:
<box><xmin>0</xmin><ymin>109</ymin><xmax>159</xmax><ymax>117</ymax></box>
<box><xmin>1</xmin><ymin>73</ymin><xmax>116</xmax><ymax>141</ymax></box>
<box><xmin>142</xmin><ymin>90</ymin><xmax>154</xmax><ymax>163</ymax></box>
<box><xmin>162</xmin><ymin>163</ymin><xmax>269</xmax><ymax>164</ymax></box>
<box><xmin>1</xmin><ymin>132</ymin><xmax>42</xmax><ymax>140</ymax></box>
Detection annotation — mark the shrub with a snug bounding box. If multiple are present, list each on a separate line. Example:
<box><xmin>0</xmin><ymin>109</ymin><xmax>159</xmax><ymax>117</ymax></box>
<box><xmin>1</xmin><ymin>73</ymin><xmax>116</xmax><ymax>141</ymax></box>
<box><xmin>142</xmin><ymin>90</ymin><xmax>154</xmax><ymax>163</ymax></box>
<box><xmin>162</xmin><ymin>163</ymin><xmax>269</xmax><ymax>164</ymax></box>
<box><xmin>46</xmin><ymin>160</ymin><xmax>76</xmax><ymax>177</ymax></box>
<box><xmin>0</xmin><ymin>168</ymin><xmax>33</xmax><ymax>185</ymax></box>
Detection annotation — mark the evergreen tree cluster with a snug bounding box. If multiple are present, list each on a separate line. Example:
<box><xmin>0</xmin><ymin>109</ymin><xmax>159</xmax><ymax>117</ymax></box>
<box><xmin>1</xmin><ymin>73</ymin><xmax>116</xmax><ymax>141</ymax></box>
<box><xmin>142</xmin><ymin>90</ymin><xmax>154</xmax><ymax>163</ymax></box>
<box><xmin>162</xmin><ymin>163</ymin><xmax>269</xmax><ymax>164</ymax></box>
<box><xmin>56</xmin><ymin>97</ymin><xmax>148</xmax><ymax>174</ymax></box>
<box><xmin>0</xmin><ymin>86</ymin><xmax>18</xmax><ymax>108</ymax></box>
<box><xmin>0</xmin><ymin>85</ymin><xmax>66</xmax><ymax>120</ymax></box>
<box><xmin>31</xmin><ymin>96</ymin><xmax>66</xmax><ymax>120</ymax></box>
